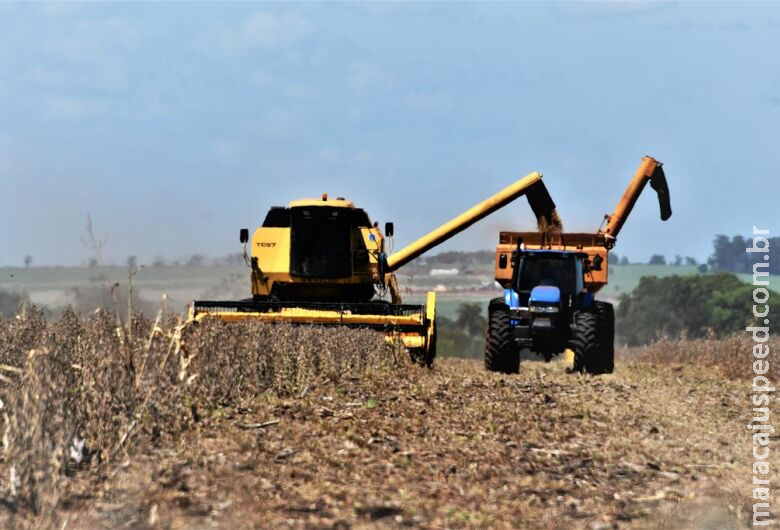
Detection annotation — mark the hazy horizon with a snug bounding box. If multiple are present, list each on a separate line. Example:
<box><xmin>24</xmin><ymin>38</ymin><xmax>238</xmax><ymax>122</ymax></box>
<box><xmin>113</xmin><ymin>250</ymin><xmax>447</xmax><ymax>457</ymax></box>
<box><xmin>2</xmin><ymin>2</ymin><xmax>778</xmax><ymax>267</ymax></box>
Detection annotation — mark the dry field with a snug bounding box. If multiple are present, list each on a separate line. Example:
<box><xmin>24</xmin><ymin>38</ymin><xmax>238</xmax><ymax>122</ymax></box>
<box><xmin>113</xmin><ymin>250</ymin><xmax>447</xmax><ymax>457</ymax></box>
<box><xmin>0</xmin><ymin>308</ymin><xmax>774</xmax><ymax>529</ymax></box>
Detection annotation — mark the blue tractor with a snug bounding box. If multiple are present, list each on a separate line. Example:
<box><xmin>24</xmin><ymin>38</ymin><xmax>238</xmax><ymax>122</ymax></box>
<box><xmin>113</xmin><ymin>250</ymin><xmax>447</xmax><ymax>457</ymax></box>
<box><xmin>484</xmin><ymin>156</ymin><xmax>671</xmax><ymax>374</ymax></box>
<box><xmin>485</xmin><ymin>247</ymin><xmax>614</xmax><ymax>374</ymax></box>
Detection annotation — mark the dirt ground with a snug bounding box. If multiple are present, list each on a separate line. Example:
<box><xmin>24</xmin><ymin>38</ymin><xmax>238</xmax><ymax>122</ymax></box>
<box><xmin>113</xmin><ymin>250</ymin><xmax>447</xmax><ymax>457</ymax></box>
<box><xmin>55</xmin><ymin>357</ymin><xmax>759</xmax><ymax>530</ymax></box>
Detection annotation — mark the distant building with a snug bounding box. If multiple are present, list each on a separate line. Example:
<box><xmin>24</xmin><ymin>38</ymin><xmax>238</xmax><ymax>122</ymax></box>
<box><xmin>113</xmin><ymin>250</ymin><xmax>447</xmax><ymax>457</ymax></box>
<box><xmin>430</xmin><ymin>268</ymin><xmax>459</xmax><ymax>277</ymax></box>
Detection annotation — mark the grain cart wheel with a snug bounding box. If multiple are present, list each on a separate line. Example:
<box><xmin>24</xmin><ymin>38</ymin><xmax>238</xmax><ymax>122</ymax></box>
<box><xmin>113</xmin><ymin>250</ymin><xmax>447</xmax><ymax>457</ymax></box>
<box><xmin>484</xmin><ymin>299</ymin><xmax>519</xmax><ymax>374</ymax></box>
<box><xmin>571</xmin><ymin>310</ymin><xmax>600</xmax><ymax>374</ymax></box>
<box><xmin>594</xmin><ymin>301</ymin><xmax>615</xmax><ymax>374</ymax></box>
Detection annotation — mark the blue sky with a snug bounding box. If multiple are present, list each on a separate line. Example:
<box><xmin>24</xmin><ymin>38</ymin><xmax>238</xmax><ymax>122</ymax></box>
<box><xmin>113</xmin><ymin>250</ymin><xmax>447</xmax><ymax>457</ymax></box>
<box><xmin>1</xmin><ymin>2</ymin><xmax>778</xmax><ymax>266</ymax></box>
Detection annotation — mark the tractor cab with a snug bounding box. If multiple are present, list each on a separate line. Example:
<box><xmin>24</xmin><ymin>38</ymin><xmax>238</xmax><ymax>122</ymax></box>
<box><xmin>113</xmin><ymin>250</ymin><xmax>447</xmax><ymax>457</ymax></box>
<box><xmin>500</xmin><ymin>249</ymin><xmax>591</xmax><ymax>360</ymax></box>
<box><xmin>510</xmin><ymin>249</ymin><xmax>586</xmax><ymax>310</ymax></box>
<box><xmin>487</xmin><ymin>245</ymin><xmax>614</xmax><ymax>373</ymax></box>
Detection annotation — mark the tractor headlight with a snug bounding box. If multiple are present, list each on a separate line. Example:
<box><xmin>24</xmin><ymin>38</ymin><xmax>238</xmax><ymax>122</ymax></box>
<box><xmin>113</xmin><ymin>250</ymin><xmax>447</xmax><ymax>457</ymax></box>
<box><xmin>530</xmin><ymin>305</ymin><xmax>559</xmax><ymax>314</ymax></box>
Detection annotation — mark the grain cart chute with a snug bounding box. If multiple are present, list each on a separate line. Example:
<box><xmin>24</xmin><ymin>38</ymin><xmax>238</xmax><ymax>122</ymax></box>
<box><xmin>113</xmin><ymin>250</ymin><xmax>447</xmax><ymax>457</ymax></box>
<box><xmin>485</xmin><ymin>156</ymin><xmax>672</xmax><ymax>374</ymax></box>
<box><xmin>191</xmin><ymin>171</ymin><xmax>558</xmax><ymax>367</ymax></box>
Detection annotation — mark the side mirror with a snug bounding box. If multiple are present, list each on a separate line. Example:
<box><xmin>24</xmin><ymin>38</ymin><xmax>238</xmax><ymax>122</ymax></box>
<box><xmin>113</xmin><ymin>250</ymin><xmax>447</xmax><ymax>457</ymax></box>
<box><xmin>239</xmin><ymin>228</ymin><xmax>249</xmax><ymax>244</ymax></box>
<box><xmin>384</xmin><ymin>222</ymin><xmax>394</xmax><ymax>237</ymax></box>
<box><xmin>591</xmin><ymin>255</ymin><xmax>603</xmax><ymax>271</ymax></box>
<box><xmin>499</xmin><ymin>254</ymin><xmax>508</xmax><ymax>269</ymax></box>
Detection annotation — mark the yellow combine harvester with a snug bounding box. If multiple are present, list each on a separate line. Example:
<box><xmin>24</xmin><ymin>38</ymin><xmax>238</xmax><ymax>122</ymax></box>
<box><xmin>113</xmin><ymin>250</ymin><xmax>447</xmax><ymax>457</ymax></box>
<box><xmin>191</xmin><ymin>171</ymin><xmax>559</xmax><ymax>366</ymax></box>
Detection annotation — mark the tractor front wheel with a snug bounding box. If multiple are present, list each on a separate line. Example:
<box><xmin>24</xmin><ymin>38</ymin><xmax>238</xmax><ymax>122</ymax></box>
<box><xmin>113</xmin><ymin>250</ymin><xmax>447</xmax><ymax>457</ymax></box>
<box><xmin>485</xmin><ymin>300</ymin><xmax>519</xmax><ymax>374</ymax></box>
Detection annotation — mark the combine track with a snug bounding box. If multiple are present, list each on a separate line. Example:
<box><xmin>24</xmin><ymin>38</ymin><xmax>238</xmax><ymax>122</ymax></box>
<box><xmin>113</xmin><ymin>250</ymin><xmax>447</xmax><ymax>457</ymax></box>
<box><xmin>68</xmin><ymin>358</ymin><xmax>755</xmax><ymax>529</ymax></box>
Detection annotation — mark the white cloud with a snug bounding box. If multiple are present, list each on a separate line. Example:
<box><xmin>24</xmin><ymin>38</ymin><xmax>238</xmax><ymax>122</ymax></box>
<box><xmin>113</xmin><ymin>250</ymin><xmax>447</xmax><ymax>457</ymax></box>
<box><xmin>28</xmin><ymin>64</ymin><xmax>65</xmax><ymax>85</ymax></box>
<box><xmin>319</xmin><ymin>147</ymin><xmax>377</xmax><ymax>165</ymax></box>
<box><xmin>402</xmin><ymin>91</ymin><xmax>453</xmax><ymax>113</ymax></box>
<box><xmin>39</xmin><ymin>16</ymin><xmax>140</xmax><ymax>62</ymax></box>
<box><xmin>320</xmin><ymin>147</ymin><xmax>342</xmax><ymax>161</ymax></box>
<box><xmin>217</xmin><ymin>11</ymin><xmax>312</xmax><ymax>51</ymax></box>
<box><xmin>26</xmin><ymin>61</ymin><xmax>130</xmax><ymax>94</ymax></box>
<box><xmin>346</xmin><ymin>63</ymin><xmax>395</xmax><ymax>94</ymax></box>
<box><xmin>8</xmin><ymin>15</ymin><xmax>138</xmax><ymax>96</ymax></box>
<box><xmin>553</xmin><ymin>1</ymin><xmax>674</xmax><ymax>19</ymax></box>
<box><xmin>0</xmin><ymin>135</ymin><xmax>11</xmax><ymax>175</ymax></box>
<box><xmin>353</xmin><ymin>150</ymin><xmax>375</xmax><ymax>163</ymax></box>
<box><xmin>213</xmin><ymin>139</ymin><xmax>243</xmax><ymax>161</ymax></box>
<box><xmin>255</xmin><ymin>106</ymin><xmax>307</xmax><ymax>137</ymax></box>
<box><xmin>45</xmin><ymin>95</ymin><xmax>108</xmax><ymax>119</ymax></box>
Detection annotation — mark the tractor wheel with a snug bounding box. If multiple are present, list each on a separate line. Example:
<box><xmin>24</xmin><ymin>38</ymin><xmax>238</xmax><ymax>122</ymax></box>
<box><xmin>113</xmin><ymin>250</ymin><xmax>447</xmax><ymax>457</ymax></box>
<box><xmin>571</xmin><ymin>310</ymin><xmax>600</xmax><ymax>374</ymax></box>
<box><xmin>484</xmin><ymin>300</ymin><xmax>519</xmax><ymax>374</ymax></box>
<box><xmin>594</xmin><ymin>301</ymin><xmax>615</xmax><ymax>374</ymax></box>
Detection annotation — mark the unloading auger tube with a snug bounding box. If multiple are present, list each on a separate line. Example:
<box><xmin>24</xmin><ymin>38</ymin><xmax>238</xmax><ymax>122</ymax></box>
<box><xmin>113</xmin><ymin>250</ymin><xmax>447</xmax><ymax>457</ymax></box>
<box><xmin>600</xmin><ymin>155</ymin><xmax>671</xmax><ymax>248</ymax></box>
<box><xmin>381</xmin><ymin>171</ymin><xmax>557</xmax><ymax>274</ymax></box>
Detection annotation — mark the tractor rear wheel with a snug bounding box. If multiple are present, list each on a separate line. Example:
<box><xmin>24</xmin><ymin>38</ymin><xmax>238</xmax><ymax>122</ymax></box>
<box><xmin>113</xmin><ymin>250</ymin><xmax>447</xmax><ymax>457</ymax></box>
<box><xmin>571</xmin><ymin>310</ymin><xmax>600</xmax><ymax>374</ymax></box>
<box><xmin>594</xmin><ymin>301</ymin><xmax>615</xmax><ymax>374</ymax></box>
<box><xmin>485</xmin><ymin>300</ymin><xmax>519</xmax><ymax>374</ymax></box>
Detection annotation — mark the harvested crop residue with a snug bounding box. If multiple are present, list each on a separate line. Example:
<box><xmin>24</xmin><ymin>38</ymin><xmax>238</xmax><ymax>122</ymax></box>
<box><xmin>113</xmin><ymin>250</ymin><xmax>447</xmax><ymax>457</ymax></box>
<box><xmin>0</xmin><ymin>310</ymin><xmax>765</xmax><ymax>529</ymax></box>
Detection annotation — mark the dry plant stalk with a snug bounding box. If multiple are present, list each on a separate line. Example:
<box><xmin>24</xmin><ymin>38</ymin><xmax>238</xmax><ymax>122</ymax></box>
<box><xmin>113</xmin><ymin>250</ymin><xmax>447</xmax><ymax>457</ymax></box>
<box><xmin>620</xmin><ymin>332</ymin><xmax>779</xmax><ymax>380</ymax></box>
<box><xmin>0</xmin><ymin>304</ymin><xmax>402</xmax><ymax>525</ymax></box>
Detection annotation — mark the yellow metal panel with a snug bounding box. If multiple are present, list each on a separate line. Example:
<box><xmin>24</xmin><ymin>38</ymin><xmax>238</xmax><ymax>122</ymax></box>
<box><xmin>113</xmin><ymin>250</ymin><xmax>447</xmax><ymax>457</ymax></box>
<box><xmin>563</xmin><ymin>348</ymin><xmax>574</xmax><ymax>364</ymax></box>
<box><xmin>193</xmin><ymin>308</ymin><xmax>425</xmax><ymax>327</ymax></box>
<box><xmin>424</xmin><ymin>291</ymin><xmax>437</xmax><ymax>358</ymax></box>
<box><xmin>399</xmin><ymin>335</ymin><xmax>425</xmax><ymax>349</ymax></box>
<box><xmin>495</xmin><ymin>244</ymin><xmax>514</xmax><ymax>284</ymax></box>
<box><xmin>493</xmin><ymin>235</ymin><xmax>608</xmax><ymax>293</ymax></box>
<box><xmin>251</xmin><ymin>227</ymin><xmax>290</xmax><ymax>274</ymax></box>
<box><xmin>602</xmin><ymin>156</ymin><xmax>659</xmax><ymax>241</ymax></box>
<box><xmin>425</xmin><ymin>291</ymin><xmax>436</xmax><ymax>322</ymax></box>
<box><xmin>192</xmin><ymin>310</ymin><xmax>428</xmax><ymax>351</ymax></box>
<box><xmin>360</xmin><ymin>227</ymin><xmax>383</xmax><ymax>260</ymax></box>
<box><xmin>386</xmin><ymin>172</ymin><xmax>543</xmax><ymax>271</ymax></box>
<box><xmin>288</xmin><ymin>198</ymin><xmax>355</xmax><ymax>208</ymax></box>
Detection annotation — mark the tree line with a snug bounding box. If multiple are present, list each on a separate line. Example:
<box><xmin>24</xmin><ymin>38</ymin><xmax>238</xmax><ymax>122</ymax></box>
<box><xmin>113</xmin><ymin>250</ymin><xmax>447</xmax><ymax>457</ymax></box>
<box><xmin>617</xmin><ymin>273</ymin><xmax>776</xmax><ymax>346</ymax></box>
<box><xmin>708</xmin><ymin>235</ymin><xmax>779</xmax><ymax>274</ymax></box>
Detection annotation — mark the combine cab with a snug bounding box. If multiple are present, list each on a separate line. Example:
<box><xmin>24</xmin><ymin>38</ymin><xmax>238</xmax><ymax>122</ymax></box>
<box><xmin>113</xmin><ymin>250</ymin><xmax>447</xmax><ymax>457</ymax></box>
<box><xmin>191</xmin><ymin>171</ymin><xmax>557</xmax><ymax>367</ymax></box>
<box><xmin>486</xmin><ymin>156</ymin><xmax>672</xmax><ymax>374</ymax></box>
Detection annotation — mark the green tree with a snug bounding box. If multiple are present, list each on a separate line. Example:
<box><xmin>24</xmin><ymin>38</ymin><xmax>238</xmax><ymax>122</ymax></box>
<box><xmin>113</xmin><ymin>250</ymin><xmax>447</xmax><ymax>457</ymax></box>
<box><xmin>617</xmin><ymin>273</ymin><xmax>775</xmax><ymax>345</ymax></box>
<box><xmin>455</xmin><ymin>303</ymin><xmax>487</xmax><ymax>357</ymax></box>
<box><xmin>709</xmin><ymin>234</ymin><xmax>779</xmax><ymax>274</ymax></box>
<box><xmin>436</xmin><ymin>303</ymin><xmax>488</xmax><ymax>358</ymax></box>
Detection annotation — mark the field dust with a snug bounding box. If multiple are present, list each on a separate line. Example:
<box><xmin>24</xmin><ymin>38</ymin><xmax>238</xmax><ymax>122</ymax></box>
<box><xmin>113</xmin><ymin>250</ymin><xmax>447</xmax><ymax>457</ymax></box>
<box><xmin>0</xmin><ymin>309</ymin><xmax>771</xmax><ymax>529</ymax></box>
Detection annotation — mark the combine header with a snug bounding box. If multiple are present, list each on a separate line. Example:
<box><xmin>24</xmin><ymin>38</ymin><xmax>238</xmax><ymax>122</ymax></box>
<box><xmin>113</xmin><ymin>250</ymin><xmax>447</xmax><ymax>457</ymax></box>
<box><xmin>191</xmin><ymin>171</ymin><xmax>559</xmax><ymax>366</ymax></box>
